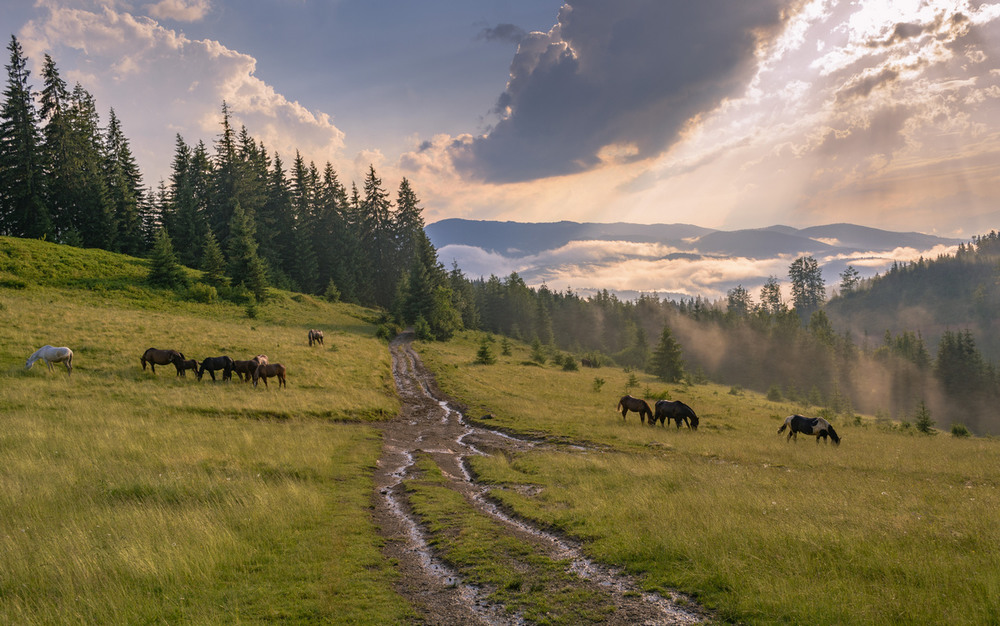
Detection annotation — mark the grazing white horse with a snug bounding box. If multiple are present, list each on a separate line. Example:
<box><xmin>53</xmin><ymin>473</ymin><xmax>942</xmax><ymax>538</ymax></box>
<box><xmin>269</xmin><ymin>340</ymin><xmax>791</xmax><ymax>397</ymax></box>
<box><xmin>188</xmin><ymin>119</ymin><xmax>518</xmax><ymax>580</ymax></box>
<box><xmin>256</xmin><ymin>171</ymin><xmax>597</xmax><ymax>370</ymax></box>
<box><xmin>25</xmin><ymin>345</ymin><xmax>74</xmax><ymax>376</ymax></box>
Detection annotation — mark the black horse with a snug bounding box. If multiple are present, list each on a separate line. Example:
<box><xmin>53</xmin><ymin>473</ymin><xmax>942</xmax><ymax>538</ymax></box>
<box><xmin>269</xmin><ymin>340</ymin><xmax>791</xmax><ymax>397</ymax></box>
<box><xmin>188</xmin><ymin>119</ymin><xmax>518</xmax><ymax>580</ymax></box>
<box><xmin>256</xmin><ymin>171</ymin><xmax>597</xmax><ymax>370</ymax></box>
<box><xmin>653</xmin><ymin>400</ymin><xmax>699</xmax><ymax>430</ymax></box>
<box><xmin>617</xmin><ymin>395</ymin><xmax>653</xmax><ymax>424</ymax></box>
<box><xmin>777</xmin><ymin>414</ymin><xmax>840</xmax><ymax>445</ymax></box>
<box><xmin>197</xmin><ymin>356</ymin><xmax>235</xmax><ymax>381</ymax></box>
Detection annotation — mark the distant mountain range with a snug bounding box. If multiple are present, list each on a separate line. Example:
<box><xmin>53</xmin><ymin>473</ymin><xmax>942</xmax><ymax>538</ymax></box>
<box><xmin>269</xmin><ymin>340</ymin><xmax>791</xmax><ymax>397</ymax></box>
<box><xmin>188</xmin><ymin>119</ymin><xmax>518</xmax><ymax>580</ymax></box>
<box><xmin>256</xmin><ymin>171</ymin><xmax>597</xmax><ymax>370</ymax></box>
<box><xmin>427</xmin><ymin>219</ymin><xmax>961</xmax><ymax>260</ymax></box>
<box><xmin>426</xmin><ymin>218</ymin><xmax>966</xmax><ymax>300</ymax></box>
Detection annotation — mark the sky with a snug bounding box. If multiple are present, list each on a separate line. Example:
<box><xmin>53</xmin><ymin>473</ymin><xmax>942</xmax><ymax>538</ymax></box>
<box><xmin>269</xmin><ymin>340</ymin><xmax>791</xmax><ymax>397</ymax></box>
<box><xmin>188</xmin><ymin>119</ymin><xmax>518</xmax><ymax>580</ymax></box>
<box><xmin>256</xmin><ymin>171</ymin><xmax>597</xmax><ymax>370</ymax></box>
<box><xmin>3</xmin><ymin>0</ymin><xmax>1000</xmax><ymax>296</ymax></box>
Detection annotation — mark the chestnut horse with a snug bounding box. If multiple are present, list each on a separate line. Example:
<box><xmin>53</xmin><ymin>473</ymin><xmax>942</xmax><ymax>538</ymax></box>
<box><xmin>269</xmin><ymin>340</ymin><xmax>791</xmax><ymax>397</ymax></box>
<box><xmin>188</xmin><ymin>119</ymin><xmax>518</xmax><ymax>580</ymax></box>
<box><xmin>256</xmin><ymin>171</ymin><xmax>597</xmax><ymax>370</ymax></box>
<box><xmin>617</xmin><ymin>395</ymin><xmax>653</xmax><ymax>424</ymax></box>
<box><xmin>252</xmin><ymin>362</ymin><xmax>286</xmax><ymax>389</ymax></box>
<box><xmin>140</xmin><ymin>348</ymin><xmax>185</xmax><ymax>375</ymax></box>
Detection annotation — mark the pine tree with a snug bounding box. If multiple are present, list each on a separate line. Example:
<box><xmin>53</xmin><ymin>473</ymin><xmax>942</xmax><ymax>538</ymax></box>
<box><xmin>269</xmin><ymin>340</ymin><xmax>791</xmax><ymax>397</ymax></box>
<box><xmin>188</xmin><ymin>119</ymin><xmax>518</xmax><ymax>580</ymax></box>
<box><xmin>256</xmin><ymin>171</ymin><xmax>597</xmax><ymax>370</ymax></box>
<box><xmin>147</xmin><ymin>227</ymin><xmax>188</xmax><ymax>288</ymax></box>
<box><xmin>200</xmin><ymin>230</ymin><xmax>229</xmax><ymax>289</ymax></box>
<box><xmin>104</xmin><ymin>108</ymin><xmax>145</xmax><ymax>255</ymax></box>
<box><xmin>0</xmin><ymin>36</ymin><xmax>50</xmax><ymax>238</ymax></box>
<box><xmin>359</xmin><ymin>165</ymin><xmax>396</xmax><ymax>307</ymax></box>
<box><xmin>649</xmin><ymin>324</ymin><xmax>685</xmax><ymax>382</ymax></box>
<box><xmin>226</xmin><ymin>201</ymin><xmax>268</xmax><ymax>301</ymax></box>
<box><xmin>288</xmin><ymin>151</ymin><xmax>318</xmax><ymax>292</ymax></box>
<box><xmin>789</xmin><ymin>256</ymin><xmax>825</xmax><ymax>318</ymax></box>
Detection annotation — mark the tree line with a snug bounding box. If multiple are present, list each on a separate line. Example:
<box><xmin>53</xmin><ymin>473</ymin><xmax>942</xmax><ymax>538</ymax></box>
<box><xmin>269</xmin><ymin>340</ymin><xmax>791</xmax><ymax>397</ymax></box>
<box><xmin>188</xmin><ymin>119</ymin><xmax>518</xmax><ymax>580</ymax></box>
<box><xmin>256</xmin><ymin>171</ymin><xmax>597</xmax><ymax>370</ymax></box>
<box><xmin>0</xmin><ymin>35</ymin><xmax>461</xmax><ymax>339</ymax></box>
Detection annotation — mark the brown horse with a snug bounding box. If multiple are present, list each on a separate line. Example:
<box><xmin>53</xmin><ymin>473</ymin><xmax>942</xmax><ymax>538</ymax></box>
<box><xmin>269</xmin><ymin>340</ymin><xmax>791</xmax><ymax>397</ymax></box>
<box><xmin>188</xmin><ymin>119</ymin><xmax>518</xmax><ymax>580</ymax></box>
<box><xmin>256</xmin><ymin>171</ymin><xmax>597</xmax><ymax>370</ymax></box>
<box><xmin>232</xmin><ymin>355</ymin><xmax>268</xmax><ymax>382</ymax></box>
<box><xmin>141</xmin><ymin>348</ymin><xmax>185</xmax><ymax>375</ymax></box>
<box><xmin>617</xmin><ymin>395</ymin><xmax>653</xmax><ymax>424</ymax></box>
<box><xmin>653</xmin><ymin>400</ymin><xmax>699</xmax><ymax>430</ymax></box>
<box><xmin>252</xmin><ymin>362</ymin><xmax>286</xmax><ymax>389</ymax></box>
<box><xmin>177</xmin><ymin>359</ymin><xmax>199</xmax><ymax>377</ymax></box>
<box><xmin>308</xmin><ymin>329</ymin><xmax>324</xmax><ymax>346</ymax></box>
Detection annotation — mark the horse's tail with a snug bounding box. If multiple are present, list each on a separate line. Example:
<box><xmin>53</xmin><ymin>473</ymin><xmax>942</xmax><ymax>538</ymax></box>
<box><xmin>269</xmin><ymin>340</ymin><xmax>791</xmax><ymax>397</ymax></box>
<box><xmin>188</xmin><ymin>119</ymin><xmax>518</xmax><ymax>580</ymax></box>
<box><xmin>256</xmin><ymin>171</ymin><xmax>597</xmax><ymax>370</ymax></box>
<box><xmin>828</xmin><ymin>425</ymin><xmax>841</xmax><ymax>445</ymax></box>
<box><xmin>67</xmin><ymin>351</ymin><xmax>73</xmax><ymax>375</ymax></box>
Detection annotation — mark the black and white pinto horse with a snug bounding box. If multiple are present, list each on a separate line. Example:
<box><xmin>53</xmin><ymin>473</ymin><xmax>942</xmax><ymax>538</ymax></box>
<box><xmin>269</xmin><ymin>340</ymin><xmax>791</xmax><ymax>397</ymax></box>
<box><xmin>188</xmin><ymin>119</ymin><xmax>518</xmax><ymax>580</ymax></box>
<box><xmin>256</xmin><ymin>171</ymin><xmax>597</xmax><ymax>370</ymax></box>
<box><xmin>617</xmin><ymin>395</ymin><xmax>653</xmax><ymax>424</ymax></box>
<box><xmin>778</xmin><ymin>414</ymin><xmax>840</xmax><ymax>445</ymax></box>
<box><xmin>653</xmin><ymin>400</ymin><xmax>699</xmax><ymax>430</ymax></box>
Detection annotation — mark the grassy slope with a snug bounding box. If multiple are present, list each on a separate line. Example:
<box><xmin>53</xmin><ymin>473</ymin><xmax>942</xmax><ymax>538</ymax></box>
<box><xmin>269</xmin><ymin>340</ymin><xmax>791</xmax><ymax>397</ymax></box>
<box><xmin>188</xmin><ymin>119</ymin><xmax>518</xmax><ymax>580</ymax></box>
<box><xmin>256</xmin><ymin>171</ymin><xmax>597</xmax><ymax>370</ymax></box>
<box><xmin>0</xmin><ymin>237</ymin><xmax>413</xmax><ymax>623</ymax></box>
<box><xmin>417</xmin><ymin>332</ymin><xmax>1000</xmax><ymax>625</ymax></box>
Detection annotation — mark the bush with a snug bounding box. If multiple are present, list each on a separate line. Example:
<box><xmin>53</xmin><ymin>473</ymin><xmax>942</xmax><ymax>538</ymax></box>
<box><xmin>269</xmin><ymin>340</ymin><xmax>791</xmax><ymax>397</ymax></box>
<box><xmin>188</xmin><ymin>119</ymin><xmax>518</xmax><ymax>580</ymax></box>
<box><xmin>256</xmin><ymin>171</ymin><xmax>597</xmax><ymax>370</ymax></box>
<box><xmin>323</xmin><ymin>278</ymin><xmax>341</xmax><ymax>303</ymax></box>
<box><xmin>186</xmin><ymin>282</ymin><xmax>217</xmax><ymax>304</ymax></box>
<box><xmin>561</xmin><ymin>357</ymin><xmax>579</xmax><ymax>371</ymax></box>
<box><xmin>592</xmin><ymin>377</ymin><xmax>605</xmax><ymax>393</ymax></box>
<box><xmin>950</xmin><ymin>423</ymin><xmax>971</xmax><ymax>438</ymax></box>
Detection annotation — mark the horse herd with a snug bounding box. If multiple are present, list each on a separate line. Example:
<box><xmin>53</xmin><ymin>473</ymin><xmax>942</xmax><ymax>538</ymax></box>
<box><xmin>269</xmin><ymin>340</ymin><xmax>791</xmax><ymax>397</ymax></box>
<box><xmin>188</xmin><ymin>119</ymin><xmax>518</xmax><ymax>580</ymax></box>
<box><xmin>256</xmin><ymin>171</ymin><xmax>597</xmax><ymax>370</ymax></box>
<box><xmin>140</xmin><ymin>348</ymin><xmax>286</xmax><ymax>388</ymax></box>
<box><xmin>23</xmin><ymin>329</ymin><xmax>328</xmax><ymax>389</ymax></box>
<box><xmin>617</xmin><ymin>394</ymin><xmax>841</xmax><ymax>446</ymax></box>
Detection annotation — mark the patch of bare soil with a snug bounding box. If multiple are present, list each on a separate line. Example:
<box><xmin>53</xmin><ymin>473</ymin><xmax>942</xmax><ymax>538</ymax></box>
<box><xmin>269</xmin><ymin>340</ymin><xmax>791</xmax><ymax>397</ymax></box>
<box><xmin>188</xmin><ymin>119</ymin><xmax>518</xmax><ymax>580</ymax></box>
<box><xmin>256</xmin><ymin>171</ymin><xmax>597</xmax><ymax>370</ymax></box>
<box><xmin>371</xmin><ymin>332</ymin><xmax>708</xmax><ymax>625</ymax></box>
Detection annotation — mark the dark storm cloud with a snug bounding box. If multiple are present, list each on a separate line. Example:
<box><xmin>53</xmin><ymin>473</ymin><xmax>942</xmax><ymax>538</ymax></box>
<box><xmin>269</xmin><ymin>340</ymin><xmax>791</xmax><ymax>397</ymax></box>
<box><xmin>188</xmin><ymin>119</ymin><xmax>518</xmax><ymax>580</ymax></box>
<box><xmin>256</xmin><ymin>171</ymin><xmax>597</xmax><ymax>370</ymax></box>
<box><xmin>477</xmin><ymin>23</ymin><xmax>528</xmax><ymax>44</ymax></box>
<box><xmin>452</xmin><ymin>0</ymin><xmax>796</xmax><ymax>183</ymax></box>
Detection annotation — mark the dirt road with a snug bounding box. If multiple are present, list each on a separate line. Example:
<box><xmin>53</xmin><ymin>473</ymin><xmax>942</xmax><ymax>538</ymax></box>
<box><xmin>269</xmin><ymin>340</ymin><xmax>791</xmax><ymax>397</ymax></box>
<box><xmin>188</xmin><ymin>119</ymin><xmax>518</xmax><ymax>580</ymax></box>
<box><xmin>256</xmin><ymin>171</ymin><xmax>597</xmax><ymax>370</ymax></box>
<box><xmin>371</xmin><ymin>333</ymin><xmax>706</xmax><ymax>624</ymax></box>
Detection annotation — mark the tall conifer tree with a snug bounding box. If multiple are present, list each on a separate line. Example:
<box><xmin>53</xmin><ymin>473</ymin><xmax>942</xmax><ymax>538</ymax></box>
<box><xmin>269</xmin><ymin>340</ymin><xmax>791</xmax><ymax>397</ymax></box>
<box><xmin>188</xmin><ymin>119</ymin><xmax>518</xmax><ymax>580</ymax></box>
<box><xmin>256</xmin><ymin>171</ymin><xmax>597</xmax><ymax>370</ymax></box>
<box><xmin>0</xmin><ymin>36</ymin><xmax>50</xmax><ymax>238</ymax></box>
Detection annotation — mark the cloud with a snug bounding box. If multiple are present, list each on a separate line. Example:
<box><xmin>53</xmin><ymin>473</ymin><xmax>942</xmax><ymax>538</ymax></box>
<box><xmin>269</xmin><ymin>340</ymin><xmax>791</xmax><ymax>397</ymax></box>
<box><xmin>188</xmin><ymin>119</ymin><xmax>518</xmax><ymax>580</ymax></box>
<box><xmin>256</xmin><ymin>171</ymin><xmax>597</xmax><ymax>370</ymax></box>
<box><xmin>438</xmin><ymin>236</ymin><xmax>960</xmax><ymax>302</ymax></box>
<box><xmin>450</xmin><ymin>0</ymin><xmax>796</xmax><ymax>183</ymax></box>
<box><xmin>20</xmin><ymin>3</ymin><xmax>345</xmax><ymax>184</ymax></box>
<box><xmin>476</xmin><ymin>23</ymin><xmax>527</xmax><ymax>45</ymax></box>
<box><xmin>144</xmin><ymin>0</ymin><xmax>210</xmax><ymax>22</ymax></box>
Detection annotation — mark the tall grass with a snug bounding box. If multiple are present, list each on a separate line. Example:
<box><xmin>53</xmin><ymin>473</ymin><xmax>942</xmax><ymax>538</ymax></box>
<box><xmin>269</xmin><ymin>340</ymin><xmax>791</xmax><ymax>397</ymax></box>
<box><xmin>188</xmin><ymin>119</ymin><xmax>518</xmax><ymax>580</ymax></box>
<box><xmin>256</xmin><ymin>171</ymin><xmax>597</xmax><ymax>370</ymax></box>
<box><xmin>0</xmin><ymin>237</ymin><xmax>412</xmax><ymax>623</ymax></box>
<box><xmin>418</xmin><ymin>331</ymin><xmax>1000</xmax><ymax>624</ymax></box>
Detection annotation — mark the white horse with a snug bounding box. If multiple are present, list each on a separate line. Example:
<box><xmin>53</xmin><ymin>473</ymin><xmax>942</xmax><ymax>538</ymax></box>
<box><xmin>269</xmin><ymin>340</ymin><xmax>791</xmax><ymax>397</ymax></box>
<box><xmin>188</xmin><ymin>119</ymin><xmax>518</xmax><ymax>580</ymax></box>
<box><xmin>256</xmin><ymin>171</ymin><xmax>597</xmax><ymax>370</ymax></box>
<box><xmin>25</xmin><ymin>345</ymin><xmax>74</xmax><ymax>376</ymax></box>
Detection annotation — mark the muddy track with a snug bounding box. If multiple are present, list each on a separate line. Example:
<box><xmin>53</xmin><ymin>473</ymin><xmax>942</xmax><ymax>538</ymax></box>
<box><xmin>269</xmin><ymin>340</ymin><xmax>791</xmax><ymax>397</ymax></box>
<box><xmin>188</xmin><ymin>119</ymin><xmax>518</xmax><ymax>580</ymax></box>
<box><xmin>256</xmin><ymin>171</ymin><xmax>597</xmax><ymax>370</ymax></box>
<box><xmin>371</xmin><ymin>333</ymin><xmax>707</xmax><ymax>625</ymax></box>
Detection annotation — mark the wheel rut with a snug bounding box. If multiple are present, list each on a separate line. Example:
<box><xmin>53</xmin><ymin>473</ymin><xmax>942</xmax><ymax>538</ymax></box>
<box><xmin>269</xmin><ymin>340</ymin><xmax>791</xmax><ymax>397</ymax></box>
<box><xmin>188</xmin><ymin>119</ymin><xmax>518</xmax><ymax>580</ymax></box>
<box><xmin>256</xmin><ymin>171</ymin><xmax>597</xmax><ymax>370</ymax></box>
<box><xmin>371</xmin><ymin>333</ymin><xmax>706</xmax><ymax>625</ymax></box>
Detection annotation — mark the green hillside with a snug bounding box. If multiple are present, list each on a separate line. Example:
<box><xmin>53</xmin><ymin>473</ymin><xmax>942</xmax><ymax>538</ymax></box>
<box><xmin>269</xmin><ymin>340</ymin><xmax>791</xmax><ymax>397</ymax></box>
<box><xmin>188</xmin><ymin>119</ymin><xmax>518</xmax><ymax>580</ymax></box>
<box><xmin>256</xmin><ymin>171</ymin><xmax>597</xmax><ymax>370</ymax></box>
<box><xmin>0</xmin><ymin>237</ymin><xmax>413</xmax><ymax>623</ymax></box>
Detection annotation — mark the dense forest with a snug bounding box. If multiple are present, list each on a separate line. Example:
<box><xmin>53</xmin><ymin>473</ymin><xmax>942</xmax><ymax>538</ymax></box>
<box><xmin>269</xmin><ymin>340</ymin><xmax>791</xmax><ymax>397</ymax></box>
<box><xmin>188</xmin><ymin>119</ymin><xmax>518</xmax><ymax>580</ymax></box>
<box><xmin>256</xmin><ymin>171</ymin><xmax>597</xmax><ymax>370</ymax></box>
<box><xmin>2</xmin><ymin>36</ymin><xmax>998</xmax><ymax>434</ymax></box>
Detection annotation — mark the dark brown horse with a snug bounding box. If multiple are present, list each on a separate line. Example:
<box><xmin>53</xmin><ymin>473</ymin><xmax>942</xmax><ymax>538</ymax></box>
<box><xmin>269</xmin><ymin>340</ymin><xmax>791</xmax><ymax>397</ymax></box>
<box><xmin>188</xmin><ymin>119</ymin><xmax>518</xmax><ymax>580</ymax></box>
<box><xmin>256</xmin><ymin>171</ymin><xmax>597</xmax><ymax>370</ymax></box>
<box><xmin>177</xmin><ymin>359</ymin><xmax>199</xmax><ymax>377</ymax></box>
<box><xmin>653</xmin><ymin>400</ymin><xmax>699</xmax><ymax>430</ymax></box>
<box><xmin>252</xmin><ymin>362</ymin><xmax>286</xmax><ymax>389</ymax></box>
<box><xmin>617</xmin><ymin>395</ymin><xmax>653</xmax><ymax>424</ymax></box>
<box><xmin>197</xmin><ymin>356</ymin><xmax>235</xmax><ymax>381</ymax></box>
<box><xmin>308</xmin><ymin>329</ymin><xmax>324</xmax><ymax>346</ymax></box>
<box><xmin>232</xmin><ymin>355</ymin><xmax>268</xmax><ymax>382</ymax></box>
<box><xmin>141</xmin><ymin>348</ymin><xmax>185</xmax><ymax>375</ymax></box>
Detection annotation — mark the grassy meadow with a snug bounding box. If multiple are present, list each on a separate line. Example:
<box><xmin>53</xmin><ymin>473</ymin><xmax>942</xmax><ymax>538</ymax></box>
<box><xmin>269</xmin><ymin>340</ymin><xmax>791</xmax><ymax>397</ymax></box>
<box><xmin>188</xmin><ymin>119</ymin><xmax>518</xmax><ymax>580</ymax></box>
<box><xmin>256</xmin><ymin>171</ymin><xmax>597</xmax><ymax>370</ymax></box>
<box><xmin>0</xmin><ymin>237</ymin><xmax>413</xmax><ymax>623</ymax></box>
<box><xmin>416</xmin><ymin>332</ymin><xmax>1000</xmax><ymax>625</ymax></box>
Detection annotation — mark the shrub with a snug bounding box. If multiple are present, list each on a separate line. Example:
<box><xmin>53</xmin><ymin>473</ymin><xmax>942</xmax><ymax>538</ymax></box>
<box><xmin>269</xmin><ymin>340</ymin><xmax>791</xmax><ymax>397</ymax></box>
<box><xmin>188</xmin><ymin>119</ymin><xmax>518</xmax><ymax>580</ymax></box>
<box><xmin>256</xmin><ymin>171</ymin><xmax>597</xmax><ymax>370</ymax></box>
<box><xmin>950</xmin><ymin>423</ymin><xmax>971</xmax><ymax>437</ymax></box>
<box><xmin>561</xmin><ymin>357</ymin><xmax>579</xmax><ymax>371</ymax></box>
<box><xmin>500</xmin><ymin>337</ymin><xmax>511</xmax><ymax>356</ymax></box>
<box><xmin>187</xmin><ymin>282</ymin><xmax>217</xmax><ymax>304</ymax></box>
<box><xmin>592</xmin><ymin>377</ymin><xmax>605</xmax><ymax>393</ymax></box>
<box><xmin>766</xmin><ymin>385</ymin><xmax>782</xmax><ymax>402</ymax></box>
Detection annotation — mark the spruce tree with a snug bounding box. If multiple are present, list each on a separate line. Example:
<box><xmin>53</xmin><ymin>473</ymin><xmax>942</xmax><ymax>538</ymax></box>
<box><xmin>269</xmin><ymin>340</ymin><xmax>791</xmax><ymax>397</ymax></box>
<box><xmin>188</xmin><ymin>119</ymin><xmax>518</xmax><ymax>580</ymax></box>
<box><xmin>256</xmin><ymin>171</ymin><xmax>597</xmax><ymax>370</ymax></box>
<box><xmin>226</xmin><ymin>201</ymin><xmax>268</xmax><ymax>301</ymax></box>
<box><xmin>200</xmin><ymin>230</ymin><xmax>229</xmax><ymax>289</ymax></box>
<box><xmin>0</xmin><ymin>36</ymin><xmax>50</xmax><ymax>238</ymax></box>
<box><xmin>649</xmin><ymin>324</ymin><xmax>685</xmax><ymax>382</ymax></box>
<box><xmin>359</xmin><ymin>165</ymin><xmax>396</xmax><ymax>307</ymax></box>
<box><xmin>104</xmin><ymin>108</ymin><xmax>145</xmax><ymax>256</ymax></box>
<box><xmin>147</xmin><ymin>227</ymin><xmax>188</xmax><ymax>288</ymax></box>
